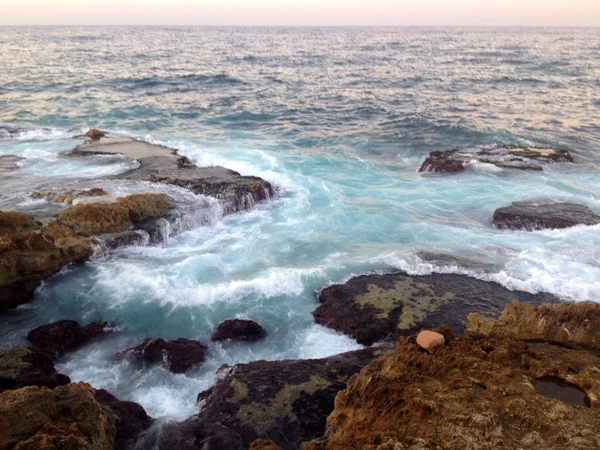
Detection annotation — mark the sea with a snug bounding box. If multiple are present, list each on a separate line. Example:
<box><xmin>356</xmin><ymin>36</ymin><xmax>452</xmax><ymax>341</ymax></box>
<box><xmin>0</xmin><ymin>26</ymin><xmax>599</xmax><ymax>419</ymax></box>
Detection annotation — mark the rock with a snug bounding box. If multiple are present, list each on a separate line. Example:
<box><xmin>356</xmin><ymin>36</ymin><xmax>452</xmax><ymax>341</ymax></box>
<box><xmin>95</xmin><ymin>389</ymin><xmax>154</xmax><ymax>450</ymax></box>
<box><xmin>87</xmin><ymin>128</ymin><xmax>106</xmax><ymax>140</ymax></box>
<box><xmin>314</xmin><ymin>271</ymin><xmax>558</xmax><ymax>346</ymax></box>
<box><xmin>196</xmin><ymin>347</ymin><xmax>390</xmax><ymax>450</ymax></box>
<box><xmin>101</xmin><ymin>230</ymin><xmax>150</xmax><ymax>249</ymax></box>
<box><xmin>212</xmin><ymin>319</ymin><xmax>267</xmax><ymax>342</ymax></box>
<box><xmin>467</xmin><ymin>300</ymin><xmax>600</xmax><ymax>351</ymax></box>
<box><xmin>419</xmin><ymin>145</ymin><xmax>573</xmax><ymax>173</ymax></box>
<box><xmin>0</xmin><ymin>155</ymin><xmax>24</xmax><ymax>175</ymax></box>
<box><xmin>0</xmin><ymin>215</ymin><xmax>94</xmax><ymax>310</ymax></box>
<box><xmin>73</xmin><ymin>136</ymin><xmax>274</xmax><ymax>214</ymax></box>
<box><xmin>27</xmin><ymin>320</ymin><xmax>109</xmax><ymax>359</ymax></box>
<box><xmin>308</xmin><ymin>302</ymin><xmax>600</xmax><ymax>450</ymax></box>
<box><xmin>30</xmin><ymin>188</ymin><xmax>108</xmax><ymax>204</ymax></box>
<box><xmin>123</xmin><ymin>338</ymin><xmax>206</xmax><ymax>374</ymax></box>
<box><xmin>57</xmin><ymin>192</ymin><xmax>172</xmax><ymax>236</ymax></box>
<box><xmin>492</xmin><ymin>201</ymin><xmax>600</xmax><ymax>230</ymax></box>
<box><xmin>416</xmin><ymin>330</ymin><xmax>445</xmax><ymax>352</ymax></box>
<box><xmin>249</xmin><ymin>439</ymin><xmax>279</xmax><ymax>450</ymax></box>
<box><xmin>0</xmin><ymin>346</ymin><xmax>70</xmax><ymax>392</ymax></box>
<box><xmin>0</xmin><ymin>382</ymin><xmax>116</xmax><ymax>450</ymax></box>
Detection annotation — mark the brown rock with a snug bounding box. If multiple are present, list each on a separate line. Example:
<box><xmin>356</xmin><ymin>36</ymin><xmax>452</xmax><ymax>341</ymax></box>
<box><xmin>250</xmin><ymin>439</ymin><xmax>279</xmax><ymax>450</ymax></box>
<box><xmin>87</xmin><ymin>128</ymin><xmax>106</xmax><ymax>140</ymax></box>
<box><xmin>27</xmin><ymin>320</ymin><xmax>109</xmax><ymax>359</ymax></box>
<box><xmin>308</xmin><ymin>302</ymin><xmax>600</xmax><ymax>450</ymax></box>
<box><xmin>0</xmin><ymin>382</ymin><xmax>116</xmax><ymax>450</ymax></box>
<box><xmin>0</xmin><ymin>211</ymin><xmax>40</xmax><ymax>235</ymax></box>
<box><xmin>0</xmin><ymin>346</ymin><xmax>70</xmax><ymax>393</ymax></box>
<box><xmin>29</xmin><ymin>188</ymin><xmax>108</xmax><ymax>204</ymax></box>
<box><xmin>416</xmin><ymin>330</ymin><xmax>445</xmax><ymax>353</ymax></box>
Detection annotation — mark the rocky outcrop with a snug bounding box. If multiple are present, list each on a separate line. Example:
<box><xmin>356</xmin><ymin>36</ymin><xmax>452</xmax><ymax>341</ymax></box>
<box><xmin>122</xmin><ymin>338</ymin><xmax>207</xmax><ymax>374</ymax></box>
<box><xmin>314</xmin><ymin>271</ymin><xmax>557</xmax><ymax>345</ymax></box>
<box><xmin>87</xmin><ymin>129</ymin><xmax>106</xmax><ymax>140</ymax></box>
<box><xmin>307</xmin><ymin>302</ymin><xmax>600</xmax><ymax>450</ymax></box>
<box><xmin>27</xmin><ymin>320</ymin><xmax>109</xmax><ymax>359</ymax></box>
<box><xmin>419</xmin><ymin>145</ymin><xmax>573</xmax><ymax>173</ymax></box>
<box><xmin>0</xmin><ymin>382</ymin><xmax>116</xmax><ymax>450</ymax></box>
<box><xmin>212</xmin><ymin>319</ymin><xmax>267</xmax><ymax>342</ymax></box>
<box><xmin>57</xmin><ymin>192</ymin><xmax>172</xmax><ymax>237</ymax></box>
<box><xmin>492</xmin><ymin>201</ymin><xmax>600</xmax><ymax>230</ymax></box>
<box><xmin>95</xmin><ymin>389</ymin><xmax>154</xmax><ymax>450</ymax></box>
<box><xmin>0</xmin><ymin>214</ymin><xmax>94</xmax><ymax>310</ymax></box>
<box><xmin>196</xmin><ymin>347</ymin><xmax>391</xmax><ymax>450</ymax></box>
<box><xmin>73</xmin><ymin>135</ymin><xmax>274</xmax><ymax>214</ymax></box>
<box><xmin>30</xmin><ymin>188</ymin><xmax>108</xmax><ymax>204</ymax></box>
<box><xmin>0</xmin><ymin>346</ymin><xmax>70</xmax><ymax>392</ymax></box>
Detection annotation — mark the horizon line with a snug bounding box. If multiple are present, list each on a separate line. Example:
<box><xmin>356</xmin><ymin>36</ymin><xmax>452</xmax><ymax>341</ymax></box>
<box><xmin>1</xmin><ymin>24</ymin><xmax>600</xmax><ymax>28</ymax></box>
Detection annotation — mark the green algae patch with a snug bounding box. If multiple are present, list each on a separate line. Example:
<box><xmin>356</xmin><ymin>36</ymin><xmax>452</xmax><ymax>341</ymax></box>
<box><xmin>229</xmin><ymin>379</ymin><xmax>249</xmax><ymax>403</ymax></box>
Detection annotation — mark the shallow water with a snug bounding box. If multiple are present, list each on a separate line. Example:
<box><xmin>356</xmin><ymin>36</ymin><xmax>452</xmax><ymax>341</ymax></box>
<box><xmin>1</xmin><ymin>27</ymin><xmax>599</xmax><ymax>419</ymax></box>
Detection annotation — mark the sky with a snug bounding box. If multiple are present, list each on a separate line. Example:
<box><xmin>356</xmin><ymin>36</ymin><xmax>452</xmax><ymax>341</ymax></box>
<box><xmin>1</xmin><ymin>0</ymin><xmax>599</xmax><ymax>26</ymax></box>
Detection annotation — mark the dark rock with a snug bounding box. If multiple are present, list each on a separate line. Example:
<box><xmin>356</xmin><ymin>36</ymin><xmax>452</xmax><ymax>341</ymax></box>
<box><xmin>0</xmin><ymin>346</ymin><xmax>70</xmax><ymax>392</ymax></box>
<box><xmin>95</xmin><ymin>388</ymin><xmax>154</xmax><ymax>450</ymax></box>
<box><xmin>309</xmin><ymin>302</ymin><xmax>600</xmax><ymax>450</ymax></box>
<box><xmin>212</xmin><ymin>320</ymin><xmax>267</xmax><ymax>342</ymax></box>
<box><xmin>101</xmin><ymin>230</ymin><xmax>150</xmax><ymax>249</ymax></box>
<box><xmin>134</xmin><ymin>417</ymin><xmax>243</xmax><ymax>450</ymax></box>
<box><xmin>314</xmin><ymin>271</ymin><xmax>558</xmax><ymax>345</ymax></box>
<box><xmin>27</xmin><ymin>320</ymin><xmax>109</xmax><ymax>359</ymax></box>
<box><xmin>123</xmin><ymin>338</ymin><xmax>206</xmax><ymax>374</ymax></box>
<box><xmin>196</xmin><ymin>347</ymin><xmax>390</xmax><ymax>450</ymax></box>
<box><xmin>419</xmin><ymin>145</ymin><xmax>573</xmax><ymax>173</ymax></box>
<box><xmin>492</xmin><ymin>201</ymin><xmax>600</xmax><ymax>230</ymax></box>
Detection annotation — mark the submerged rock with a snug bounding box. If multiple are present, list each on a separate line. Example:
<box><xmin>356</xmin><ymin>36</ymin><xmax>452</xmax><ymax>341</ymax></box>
<box><xmin>123</xmin><ymin>338</ymin><xmax>207</xmax><ymax>374</ymax></box>
<box><xmin>27</xmin><ymin>320</ymin><xmax>109</xmax><ymax>359</ymax></box>
<box><xmin>0</xmin><ymin>382</ymin><xmax>116</xmax><ymax>450</ymax></box>
<box><xmin>196</xmin><ymin>347</ymin><xmax>390</xmax><ymax>450</ymax></box>
<box><xmin>73</xmin><ymin>135</ymin><xmax>274</xmax><ymax>214</ymax></box>
<box><xmin>307</xmin><ymin>302</ymin><xmax>600</xmax><ymax>450</ymax></box>
<box><xmin>212</xmin><ymin>319</ymin><xmax>267</xmax><ymax>342</ymax></box>
<box><xmin>419</xmin><ymin>145</ymin><xmax>573</xmax><ymax>173</ymax></box>
<box><xmin>30</xmin><ymin>187</ymin><xmax>108</xmax><ymax>204</ymax></box>
<box><xmin>0</xmin><ymin>155</ymin><xmax>24</xmax><ymax>175</ymax></box>
<box><xmin>314</xmin><ymin>271</ymin><xmax>558</xmax><ymax>345</ymax></box>
<box><xmin>95</xmin><ymin>389</ymin><xmax>154</xmax><ymax>450</ymax></box>
<box><xmin>0</xmin><ymin>346</ymin><xmax>70</xmax><ymax>392</ymax></box>
<box><xmin>492</xmin><ymin>201</ymin><xmax>600</xmax><ymax>230</ymax></box>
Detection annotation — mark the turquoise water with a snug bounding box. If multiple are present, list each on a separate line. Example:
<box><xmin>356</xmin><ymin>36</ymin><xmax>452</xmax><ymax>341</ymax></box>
<box><xmin>1</xmin><ymin>27</ymin><xmax>599</xmax><ymax>419</ymax></box>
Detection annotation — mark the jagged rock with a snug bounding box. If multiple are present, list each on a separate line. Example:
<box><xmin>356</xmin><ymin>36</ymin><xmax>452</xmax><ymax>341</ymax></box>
<box><xmin>492</xmin><ymin>201</ymin><xmax>600</xmax><ymax>230</ymax></box>
<box><xmin>419</xmin><ymin>145</ymin><xmax>573</xmax><ymax>173</ymax></box>
<box><xmin>0</xmin><ymin>382</ymin><xmax>116</xmax><ymax>450</ymax></box>
<box><xmin>27</xmin><ymin>320</ymin><xmax>109</xmax><ymax>359</ymax></box>
<box><xmin>0</xmin><ymin>346</ymin><xmax>70</xmax><ymax>392</ymax></box>
<box><xmin>57</xmin><ymin>193</ymin><xmax>172</xmax><ymax>237</ymax></box>
<box><xmin>416</xmin><ymin>330</ymin><xmax>445</xmax><ymax>353</ymax></box>
<box><xmin>30</xmin><ymin>188</ymin><xmax>108</xmax><ymax>204</ymax></box>
<box><xmin>73</xmin><ymin>136</ymin><xmax>274</xmax><ymax>214</ymax></box>
<box><xmin>212</xmin><ymin>319</ymin><xmax>267</xmax><ymax>342</ymax></box>
<box><xmin>307</xmin><ymin>302</ymin><xmax>600</xmax><ymax>450</ymax></box>
<box><xmin>123</xmin><ymin>338</ymin><xmax>206</xmax><ymax>374</ymax></box>
<box><xmin>314</xmin><ymin>271</ymin><xmax>558</xmax><ymax>346</ymax></box>
<box><xmin>95</xmin><ymin>389</ymin><xmax>154</xmax><ymax>450</ymax></box>
<box><xmin>467</xmin><ymin>300</ymin><xmax>600</xmax><ymax>351</ymax></box>
<box><xmin>196</xmin><ymin>347</ymin><xmax>391</xmax><ymax>450</ymax></box>
<box><xmin>0</xmin><ymin>214</ymin><xmax>94</xmax><ymax>310</ymax></box>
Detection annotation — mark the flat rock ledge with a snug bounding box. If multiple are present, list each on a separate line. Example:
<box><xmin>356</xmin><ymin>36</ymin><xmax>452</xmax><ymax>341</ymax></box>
<box><xmin>304</xmin><ymin>301</ymin><xmax>600</xmax><ymax>450</ymax></box>
<box><xmin>196</xmin><ymin>347</ymin><xmax>391</xmax><ymax>450</ymax></box>
<box><xmin>492</xmin><ymin>201</ymin><xmax>600</xmax><ymax>230</ymax></box>
<box><xmin>418</xmin><ymin>145</ymin><xmax>573</xmax><ymax>173</ymax></box>
<box><xmin>314</xmin><ymin>271</ymin><xmax>558</xmax><ymax>345</ymax></box>
<box><xmin>73</xmin><ymin>135</ymin><xmax>275</xmax><ymax>214</ymax></box>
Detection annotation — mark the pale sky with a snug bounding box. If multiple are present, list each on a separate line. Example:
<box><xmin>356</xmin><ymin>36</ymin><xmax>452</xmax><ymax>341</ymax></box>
<box><xmin>1</xmin><ymin>0</ymin><xmax>599</xmax><ymax>26</ymax></box>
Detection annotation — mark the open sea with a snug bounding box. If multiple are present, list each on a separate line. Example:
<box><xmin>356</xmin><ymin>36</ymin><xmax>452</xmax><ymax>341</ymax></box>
<box><xmin>1</xmin><ymin>26</ymin><xmax>599</xmax><ymax>419</ymax></box>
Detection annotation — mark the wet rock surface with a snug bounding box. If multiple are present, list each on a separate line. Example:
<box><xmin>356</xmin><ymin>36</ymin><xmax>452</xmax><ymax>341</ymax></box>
<box><xmin>73</xmin><ymin>135</ymin><xmax>274</xmax><ymax>214</ymax></box>
<box><xmin>27</xmin><ymin>320</ymin><xmax>109</xmax><ymax>359</ymax></box>
<box><xmin>196</xmin><ymin>347</ymin><xmax>391</xmax><ymax>450</ymax></box>
<box><xmin>492</xmin><ymin>201</ymin><xmax>600</xmax><ymax>230</ymax></box>
<box><xmin>0</xmin><ymin>155</ymin><xmax>24</xmax><ymax>175</ymax></box>
<box><xmin>419</xmin><ymin>145</ymin><xmax>573</xmax><ymax>173</ymax></box>
<box><xmin>307</xmin><ymin>302</ymin><xmax>600</xmax><ymax>450</ymax></box>
<box><xmin>123</xmin><ymin>338</ymin><xmax>207</xmax><ymax>374</ymax></box>
<box><xmin>0</xmin><ymin>346</ymin><xmax>70</xmax><ymax>392</ymax></box>
<box><xmin>314</xmin><ymin>271</ymin><xmax>558</xmax><ymax>345</ymax></box>
<box><xmin>30</xmin><ymin>187</ymin><xmax>108</xmax><ymax>204</ymax></box>
<box><xmin>212</xmin><ymin>319</ymin><xmax>267</xmax><ymax>342</ymax></box>
<box><xmin>0</xmin><ymin>382</ymin><xmax>116</xmax><ymax>450</ymax></box>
